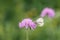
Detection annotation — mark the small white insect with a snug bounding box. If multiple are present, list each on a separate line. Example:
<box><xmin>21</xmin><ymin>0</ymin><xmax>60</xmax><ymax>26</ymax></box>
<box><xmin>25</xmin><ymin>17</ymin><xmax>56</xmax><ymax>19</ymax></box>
<box><xmin>36</xmin><ymin>18</ymin><xmax>44</xmax><ymax>27</ymax></box>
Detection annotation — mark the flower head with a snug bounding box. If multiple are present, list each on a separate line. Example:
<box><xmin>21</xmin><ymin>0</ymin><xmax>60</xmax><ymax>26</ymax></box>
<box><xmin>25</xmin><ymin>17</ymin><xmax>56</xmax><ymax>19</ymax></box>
<box><xmin>40</xmin><ymin>7</ymin><xmax>55</xmax><ymax>18</ymax></box>
<box><xmin>19</xmin><ymin>18</ymin><xmax>36</xmax><ymax>30</ymax></box>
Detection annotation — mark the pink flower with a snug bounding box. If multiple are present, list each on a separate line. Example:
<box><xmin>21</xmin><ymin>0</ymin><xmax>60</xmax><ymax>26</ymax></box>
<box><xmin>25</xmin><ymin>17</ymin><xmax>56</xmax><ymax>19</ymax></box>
<box><xmin>19</xmin><ymin>18</ymin><xmax>36</xmax><ymax>30</ymax></box>
<box><xmin>40</xmin><ymin>7</ymin><xmax>55</xmax><ymax>18</ymax></box>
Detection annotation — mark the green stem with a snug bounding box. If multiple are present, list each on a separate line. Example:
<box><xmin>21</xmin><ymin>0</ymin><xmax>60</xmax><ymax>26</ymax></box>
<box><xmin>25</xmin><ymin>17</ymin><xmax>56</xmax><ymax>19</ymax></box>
<box><xmin>26</xmin><ymin>29</ymin><xmax>29</xmax><ymax>40</ymax></box>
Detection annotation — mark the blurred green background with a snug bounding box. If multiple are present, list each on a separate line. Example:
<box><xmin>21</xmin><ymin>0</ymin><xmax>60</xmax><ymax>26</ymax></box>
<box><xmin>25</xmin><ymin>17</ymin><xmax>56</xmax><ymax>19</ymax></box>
<box><xmin>0</xmin><ymin>0</ymin><xmax>60</xmax><ymax>40</ymax></box>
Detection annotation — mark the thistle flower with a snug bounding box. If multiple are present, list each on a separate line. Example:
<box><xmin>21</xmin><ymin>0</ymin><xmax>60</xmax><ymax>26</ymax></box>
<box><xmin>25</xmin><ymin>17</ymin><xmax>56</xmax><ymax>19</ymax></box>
<box><xmin>19</xmin><ymin>18</ymin><xmax>36</xmax><ymax>30</ymax></box>
<box><xmin>40</xmin><ymin>7</ymin><xmax>55</xmax><ymax>18</ymax></box>
<box><xmin>36</xmin><ymin>18</ymin><xmax>44</xmax><ymax>27</ymax></box>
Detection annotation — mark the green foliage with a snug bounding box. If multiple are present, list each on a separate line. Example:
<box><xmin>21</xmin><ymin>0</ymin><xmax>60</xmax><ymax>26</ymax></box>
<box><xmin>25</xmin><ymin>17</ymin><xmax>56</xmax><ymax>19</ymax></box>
<box><xmin>0</xmin><ymin>0</ymin><xmax>60</xmax><ymax>40</ymax></box>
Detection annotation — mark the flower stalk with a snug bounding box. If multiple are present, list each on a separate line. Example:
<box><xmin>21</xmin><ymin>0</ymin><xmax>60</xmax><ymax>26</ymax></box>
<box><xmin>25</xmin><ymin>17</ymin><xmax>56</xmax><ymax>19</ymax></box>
<box><xmin>26</xmin><ymin>29</ymin><xmax>29</xmax><ymax>40</ymax></box>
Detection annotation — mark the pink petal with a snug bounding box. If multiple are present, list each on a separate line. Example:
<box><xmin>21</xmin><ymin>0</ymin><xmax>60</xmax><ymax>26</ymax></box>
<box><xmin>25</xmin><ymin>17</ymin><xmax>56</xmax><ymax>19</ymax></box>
<box><xmin>40</xmin><ymin>8</ymin><xmax>49</xmax><ymax>17</ymax></box>
<box><xmin>48</xmin><ymin>8</ymin><xmax>55</xmax><ymax>18</ymax></box>
<box><xmin>19</xmin><ymin>23</ymin><xmax>24</xmax><ymax>28</ymax></box>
